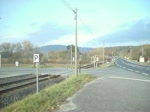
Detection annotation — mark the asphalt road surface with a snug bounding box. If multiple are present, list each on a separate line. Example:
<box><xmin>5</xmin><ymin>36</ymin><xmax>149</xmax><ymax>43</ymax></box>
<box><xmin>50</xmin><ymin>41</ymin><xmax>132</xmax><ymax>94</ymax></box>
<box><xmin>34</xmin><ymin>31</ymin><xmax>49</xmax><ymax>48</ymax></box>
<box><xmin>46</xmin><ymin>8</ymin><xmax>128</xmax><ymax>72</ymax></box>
<box><xmin>57</xmin><ymin>64</ymin><xmax>150</xmax><ymax>112</ymax></box>
<box><xmin>116</xmin><ymin>58</ymin><xmax>150</xmax><ymax>75</ymax></box>
<box><xmin>1</xmin><ymin>59</ymin><xmax>150</xmax><ymax>112</ymax></box>
<box><xmin>0</xmin><ymin>67</ymin><xmax>74</xmax><ymax>78</ymax></box>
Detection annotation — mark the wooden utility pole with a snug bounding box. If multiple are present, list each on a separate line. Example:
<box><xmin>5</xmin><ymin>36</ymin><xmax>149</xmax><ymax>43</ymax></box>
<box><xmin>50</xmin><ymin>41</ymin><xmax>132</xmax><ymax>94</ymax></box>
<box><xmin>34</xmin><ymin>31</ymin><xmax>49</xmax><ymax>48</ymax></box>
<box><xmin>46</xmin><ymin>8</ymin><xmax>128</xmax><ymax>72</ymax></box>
<box><xmin>0</xmin><ymin>52</ymin><xmax>1</xmax><ymax>68</ymax></box>
<box><xmin>74</xmin><ymin>8</ymin><xmax>78</xmax><ymax>77</ymax></box>
<box><xmin>71</xmin><ymin>45</ymin><xmax>72</xmax><ymax>65</ymax></box>
<box><xmin>142</xmin><ymin>45</ymin><xmax>144</xmax><ymax>57</ymax></box>
<box><xmin>103</xmin><ymin>41</ymin><xmax>105</xmax><ymax>64</ymax></box>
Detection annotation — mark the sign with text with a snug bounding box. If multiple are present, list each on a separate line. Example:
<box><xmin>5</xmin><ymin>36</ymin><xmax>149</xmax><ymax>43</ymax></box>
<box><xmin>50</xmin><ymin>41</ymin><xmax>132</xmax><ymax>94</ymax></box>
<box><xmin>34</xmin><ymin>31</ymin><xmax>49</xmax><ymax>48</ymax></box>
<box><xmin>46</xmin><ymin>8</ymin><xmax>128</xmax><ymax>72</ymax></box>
<box><xmin>33</xmin><ymin>54</ymin><xmax>39</xmax><ymax>63</ymax></box>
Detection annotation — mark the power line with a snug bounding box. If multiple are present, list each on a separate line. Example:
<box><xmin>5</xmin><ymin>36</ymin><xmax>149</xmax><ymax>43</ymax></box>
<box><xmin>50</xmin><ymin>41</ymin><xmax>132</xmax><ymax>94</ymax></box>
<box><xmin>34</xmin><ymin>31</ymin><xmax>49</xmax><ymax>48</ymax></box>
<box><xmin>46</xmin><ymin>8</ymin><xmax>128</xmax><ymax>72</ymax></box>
<box><xmin>60</xmin><ymin>0</ymin><xmax>97</xmax><ymax>39</ymax></box>
<box><xmin>60</xmin><ymin>0</ymin><xmax>79</xmax><ymax>76</ymax></box>
<box><xmin>59</xmin><ymin>0</ymin><xmax>105</xmax><ymax>64</ymax></box>
<box><xmin>77</xmin><ymin>15</ymin><xmax>97</xmax><ymax>39</ymax></box>
<box><xmin>60</xmin><ymin>0</ymin><xmax>74</xmax><ymax>11</ymax></box>
<box><xmin>59</xmin><ymin>0</ymin><xmax>102</xmax><ymax>44</ymax></box>
<box><xmin>77</xmin><ymin>14</ymin><xmax>105</xmax><ymax>49</ymax></box>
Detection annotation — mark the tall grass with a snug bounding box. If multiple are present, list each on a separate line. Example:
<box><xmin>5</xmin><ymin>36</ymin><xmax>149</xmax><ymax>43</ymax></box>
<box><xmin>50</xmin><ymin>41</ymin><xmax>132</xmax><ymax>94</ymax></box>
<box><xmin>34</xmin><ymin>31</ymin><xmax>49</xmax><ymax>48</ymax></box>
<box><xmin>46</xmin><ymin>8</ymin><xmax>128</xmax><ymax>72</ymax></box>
<box><xmin>1</xmin><ymin>74</ymin><xmax>96</xmax><ymax>112</ymax></box>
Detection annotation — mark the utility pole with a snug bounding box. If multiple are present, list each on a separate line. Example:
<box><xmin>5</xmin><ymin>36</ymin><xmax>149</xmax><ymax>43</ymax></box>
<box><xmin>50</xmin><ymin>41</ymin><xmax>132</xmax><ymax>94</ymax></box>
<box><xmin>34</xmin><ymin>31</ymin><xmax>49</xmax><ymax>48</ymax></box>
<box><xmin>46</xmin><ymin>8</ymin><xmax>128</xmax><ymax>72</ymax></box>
<box><xmin>70</xmin><ymin>45</ymin><xmax>72</xmax><ymax>65</ymax></box>
<box><xmin>103</xmin><ymin>41</ymin><xmax>105</xmax><ymax>64</ymax></box>
<box><xmin>0</xmin><ymin>52</ymin><xmax>1</xmax><ymax>68</ymax></box>
<box><xmin>36</xmin><ymin>62</ymin><xmax>39</xmax><ymax>93</ymax></box>
<box><xmin>74</xmin><ymin>8</ymin><xmax>78</xmax><ymax>77</ymax></box>
<box><xmin>130</xmin><ymin>47</ymin><xmax>132</xmax><ymax>59</ymax></box>
<box><xmin>142</xmin><ymin>45</ymin><xmax>144</xmax><ymax>57</ymax></box>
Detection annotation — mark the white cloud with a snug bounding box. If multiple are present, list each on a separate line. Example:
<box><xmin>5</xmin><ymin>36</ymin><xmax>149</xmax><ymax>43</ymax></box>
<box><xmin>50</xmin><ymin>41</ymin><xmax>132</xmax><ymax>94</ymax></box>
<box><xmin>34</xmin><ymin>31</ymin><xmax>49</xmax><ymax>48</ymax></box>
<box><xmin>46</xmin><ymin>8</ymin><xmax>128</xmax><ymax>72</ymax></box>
<box><xmin>43</xmin><ymin>31</ymin><xmax>103</xmax><ymax>47</ymax></box>
<box><xmin>46</xmin><ymin>34</ymin><xmax>74</xmax><ymax>46</ymax></box>
<box><xmin>1</xmin><ymin>0</ymin><xmax>150</xmax><ymax>47</ymax></box>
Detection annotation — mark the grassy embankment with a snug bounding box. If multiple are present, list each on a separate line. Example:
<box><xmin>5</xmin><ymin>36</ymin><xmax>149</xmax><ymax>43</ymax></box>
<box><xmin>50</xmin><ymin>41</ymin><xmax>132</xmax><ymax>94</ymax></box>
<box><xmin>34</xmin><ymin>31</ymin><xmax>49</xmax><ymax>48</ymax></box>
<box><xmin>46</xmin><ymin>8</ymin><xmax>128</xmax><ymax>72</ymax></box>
<box><xmin>1</xmin><ymin>74</ymin><xmax>96</xmax><ymax>112</ymax></box>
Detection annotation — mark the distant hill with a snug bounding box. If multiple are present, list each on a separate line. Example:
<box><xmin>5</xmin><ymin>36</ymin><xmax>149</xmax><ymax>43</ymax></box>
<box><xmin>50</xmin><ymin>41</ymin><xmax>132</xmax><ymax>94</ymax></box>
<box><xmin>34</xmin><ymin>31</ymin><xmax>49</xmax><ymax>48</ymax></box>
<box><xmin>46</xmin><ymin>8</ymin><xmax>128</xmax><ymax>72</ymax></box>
<box><xmin>39</xmin><ymin>45</ymin><xmax>93</xmax><ymax>54</ymax></box>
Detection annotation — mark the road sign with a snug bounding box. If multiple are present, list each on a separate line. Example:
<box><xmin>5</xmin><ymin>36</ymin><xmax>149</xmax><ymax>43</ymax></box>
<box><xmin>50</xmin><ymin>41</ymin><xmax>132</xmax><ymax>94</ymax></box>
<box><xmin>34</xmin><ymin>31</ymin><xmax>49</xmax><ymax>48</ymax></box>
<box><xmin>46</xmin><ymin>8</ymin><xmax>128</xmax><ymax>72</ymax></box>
<box><xmin>73</xmin><ymin>57</ymin><xmax>75</xmax><ymax>62</ymax></box>
<box><xmin>96</xmin><ymin>57</ymin><xmax>99</xmax><ymax>61</ymax></box>
<box><xmin>33</xmin><ymin>54</ymin><xmax>39</xmax><ymax>63</ymax></box>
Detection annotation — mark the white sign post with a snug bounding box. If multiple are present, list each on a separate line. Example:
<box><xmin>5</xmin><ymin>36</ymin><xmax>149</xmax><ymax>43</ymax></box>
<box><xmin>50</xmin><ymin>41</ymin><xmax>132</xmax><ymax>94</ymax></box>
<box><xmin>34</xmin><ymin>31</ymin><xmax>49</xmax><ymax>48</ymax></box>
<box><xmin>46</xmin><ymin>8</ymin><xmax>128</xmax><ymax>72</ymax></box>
<box><xmin>33</xmin><ymin>54</ymin><xmax>39</xmax><ymax>93</ymax></box>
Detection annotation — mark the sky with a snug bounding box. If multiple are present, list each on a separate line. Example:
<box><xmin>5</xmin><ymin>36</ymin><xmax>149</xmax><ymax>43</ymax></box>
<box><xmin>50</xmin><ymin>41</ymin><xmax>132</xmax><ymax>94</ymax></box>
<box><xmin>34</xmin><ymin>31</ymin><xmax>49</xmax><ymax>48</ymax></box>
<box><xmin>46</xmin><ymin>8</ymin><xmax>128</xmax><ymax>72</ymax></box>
<box><xmin>0</xmin><ymin>0</ymin><xmax>150</xmax><ymax>48</ymax></box>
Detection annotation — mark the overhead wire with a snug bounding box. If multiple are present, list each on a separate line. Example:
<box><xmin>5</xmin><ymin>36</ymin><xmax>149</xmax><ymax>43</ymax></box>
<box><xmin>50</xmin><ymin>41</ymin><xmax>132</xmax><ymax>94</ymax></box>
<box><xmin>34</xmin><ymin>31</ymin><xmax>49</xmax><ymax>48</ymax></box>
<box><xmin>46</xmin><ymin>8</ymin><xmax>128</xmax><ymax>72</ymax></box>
<box><xmin>59</xmin><ymin>0</ymin><xmax>144</xmax><ymax>57</ymax></box>
<box><xmin>77</xmin><ymin>14</ymin><xmax>103</xmax><ymax>48</ymax></box>
<box><xmin>60</xmin><ymin>0</ymin><xmax>95</xmax><ymax>33</ymax></box>
<box><xmin>77</xmin><ymin>14</ymin><xmax>97</xmax><ymax>39</ymax></box>
<box><xmin>60</xmin><ymin>0</ymin><xmax>74</xmax><ymax>12</ymax></box>
<box><xmin>59</xmin><ymin>0</ymin><xmax>100</xmax><ymax>45</ymax></box>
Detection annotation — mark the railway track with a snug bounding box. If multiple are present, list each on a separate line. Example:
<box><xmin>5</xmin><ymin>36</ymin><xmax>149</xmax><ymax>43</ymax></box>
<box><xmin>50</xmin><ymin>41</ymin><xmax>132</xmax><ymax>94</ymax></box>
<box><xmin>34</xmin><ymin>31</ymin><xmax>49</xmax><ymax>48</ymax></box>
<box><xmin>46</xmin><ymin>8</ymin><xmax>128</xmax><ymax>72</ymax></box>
<box><xmin>0</xmin><ymin>63</ymin><xmax>105</xmax><ymax>108</ymax></box>
<box><xmin>0</xmin><ymin>63</ymin><xmax>102</xmax><ymax>95</ymax></box>
<box><xmin>0</xmin><ymin>74</ymin><xmax>60</xmax><ymax>95</ymax></box>
<box><xmin>80</xmin><ymin>62</ymin><xmax>103</xmax><ymax>69</ymax></box>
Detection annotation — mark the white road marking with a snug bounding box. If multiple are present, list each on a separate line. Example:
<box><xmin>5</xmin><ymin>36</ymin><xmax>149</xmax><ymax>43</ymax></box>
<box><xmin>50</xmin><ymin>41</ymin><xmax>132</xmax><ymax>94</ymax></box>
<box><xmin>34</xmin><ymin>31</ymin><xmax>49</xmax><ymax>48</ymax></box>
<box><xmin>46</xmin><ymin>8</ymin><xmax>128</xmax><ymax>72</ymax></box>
<box><xmin>142</xmin><ymin>73</ymin><xmax>149</xmax><ymax>76</ymax></box>
<box><xmin>135</xmin><ymin>71</ymin><xmax>139</xmax><ymax>73</ymax></box>
<box><xmin>109</xmin><ymin>76</ymin><xmax>150</xmax><ymax>83</ymax></box>
<box><xmin>128</xmin><ymin>69</ymin><xmax>133</xmax><ymax>71</ymax></box>
<box><xmin>119</xmin><ymin>59</ymin><xmax>149</xmax><ymax>70</ymax></box>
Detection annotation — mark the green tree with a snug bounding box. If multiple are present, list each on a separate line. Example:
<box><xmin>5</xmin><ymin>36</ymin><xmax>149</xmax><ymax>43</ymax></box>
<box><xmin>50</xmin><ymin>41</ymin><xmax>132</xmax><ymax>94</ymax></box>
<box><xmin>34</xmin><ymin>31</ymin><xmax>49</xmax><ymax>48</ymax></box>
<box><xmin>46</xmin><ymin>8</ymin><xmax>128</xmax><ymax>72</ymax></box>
<box><xmin>67</xmin><ymin>45</ymin><xmax>79</xmax><ymax>53</ymax></box>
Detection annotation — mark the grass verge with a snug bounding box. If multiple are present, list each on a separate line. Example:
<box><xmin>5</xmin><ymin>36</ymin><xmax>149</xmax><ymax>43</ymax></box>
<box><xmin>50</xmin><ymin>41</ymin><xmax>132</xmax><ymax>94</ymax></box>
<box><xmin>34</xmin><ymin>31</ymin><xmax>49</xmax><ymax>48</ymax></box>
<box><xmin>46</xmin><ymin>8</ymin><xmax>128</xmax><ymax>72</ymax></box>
<box><xmin>1</xmin><ymin>74</ymin><xmax>96</xmax><ymax>112</ymax></box>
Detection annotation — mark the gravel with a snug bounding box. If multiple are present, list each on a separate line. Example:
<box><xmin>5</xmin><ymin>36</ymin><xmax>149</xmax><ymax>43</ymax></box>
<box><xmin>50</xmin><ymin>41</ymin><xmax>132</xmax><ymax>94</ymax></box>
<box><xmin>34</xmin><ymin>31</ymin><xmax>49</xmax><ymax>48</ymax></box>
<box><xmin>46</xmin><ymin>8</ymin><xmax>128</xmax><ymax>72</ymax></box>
<box><xmin>0</xmin><ymin>76</ymin><xmax>65</xmax><ymax>108</ymax></box>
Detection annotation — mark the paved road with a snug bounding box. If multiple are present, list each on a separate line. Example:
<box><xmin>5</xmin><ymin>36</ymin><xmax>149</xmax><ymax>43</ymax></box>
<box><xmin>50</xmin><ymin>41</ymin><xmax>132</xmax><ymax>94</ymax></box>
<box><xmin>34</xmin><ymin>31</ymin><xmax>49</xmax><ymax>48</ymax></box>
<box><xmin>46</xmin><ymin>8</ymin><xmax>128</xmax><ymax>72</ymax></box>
<box><xmin>57</xmin><ymin>65</ymin><xmax>150</xmax><ymax>112</ymax></box>
<box><xmin>116</xmin><ymin>58</ymin><xmax>150</xmax><ymax>75</ymax></box>
<box><xmin>0</xmin><ymin>67</ymin><xmax>74</xmax><ymax>78</ymax></box>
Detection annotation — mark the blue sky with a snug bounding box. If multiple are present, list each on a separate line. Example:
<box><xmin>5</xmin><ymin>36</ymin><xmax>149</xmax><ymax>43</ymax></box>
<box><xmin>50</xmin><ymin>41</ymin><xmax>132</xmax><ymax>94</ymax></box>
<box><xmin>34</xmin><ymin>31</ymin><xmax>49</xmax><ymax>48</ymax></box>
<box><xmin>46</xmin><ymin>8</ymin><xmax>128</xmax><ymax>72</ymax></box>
<box><xmin>0</xmin><ymin>0</ymin><xmax>150</xmax><ymax>47</ymax></box>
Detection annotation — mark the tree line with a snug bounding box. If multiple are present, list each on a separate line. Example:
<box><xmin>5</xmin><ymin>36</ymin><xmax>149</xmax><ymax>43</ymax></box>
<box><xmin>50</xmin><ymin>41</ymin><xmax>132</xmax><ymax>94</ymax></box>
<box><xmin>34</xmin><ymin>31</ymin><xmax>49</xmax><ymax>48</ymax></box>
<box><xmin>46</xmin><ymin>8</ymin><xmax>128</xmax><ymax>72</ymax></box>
<box><xmin>0</xmin><ymin>42</ymin><xmax>81</xmax><ymax>64</ymax></box>
<box><xmin>0</xmin><ymin>40</ymin><xmax>149</xmax><ymax>64</ymax></box>
<box><xmin>0</xmin><ymin>40</ymin><xmax>42</xmax><ymax>63</ymax></box>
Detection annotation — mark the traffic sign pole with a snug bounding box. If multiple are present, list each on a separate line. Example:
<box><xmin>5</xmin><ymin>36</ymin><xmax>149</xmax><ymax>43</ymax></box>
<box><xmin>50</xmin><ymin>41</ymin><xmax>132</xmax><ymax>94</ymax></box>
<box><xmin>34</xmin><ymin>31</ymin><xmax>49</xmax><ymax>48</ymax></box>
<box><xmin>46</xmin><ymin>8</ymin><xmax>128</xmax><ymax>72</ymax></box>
<box><xmin>36</xmin><ymin>62</ymin><xmax>39</xmax><ymax>93</ymax></box>
<box><xmin>33</xmin><ymin>54</ymin><xmax>39</xmax><ymax>93</ymax></box>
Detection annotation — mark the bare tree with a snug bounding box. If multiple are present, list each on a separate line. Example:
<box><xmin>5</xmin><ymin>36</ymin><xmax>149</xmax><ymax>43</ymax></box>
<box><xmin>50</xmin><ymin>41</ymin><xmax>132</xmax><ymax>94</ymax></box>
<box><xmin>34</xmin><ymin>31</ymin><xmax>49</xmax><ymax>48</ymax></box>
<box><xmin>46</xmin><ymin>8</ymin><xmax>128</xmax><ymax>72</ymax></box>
<box><xmin>22</xmin><ymin>40</ymin><xmax>33</xmax><ymax>63</ymax></box>
<box><xmin>0</xmin><ymin>42</ymin><xmax>13</xmax><ymax>58</ymax></box>
<box><xmin>13</xmin><ymin>43</ymin><xmax>23</xmax><ymax>62</ymax></box>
